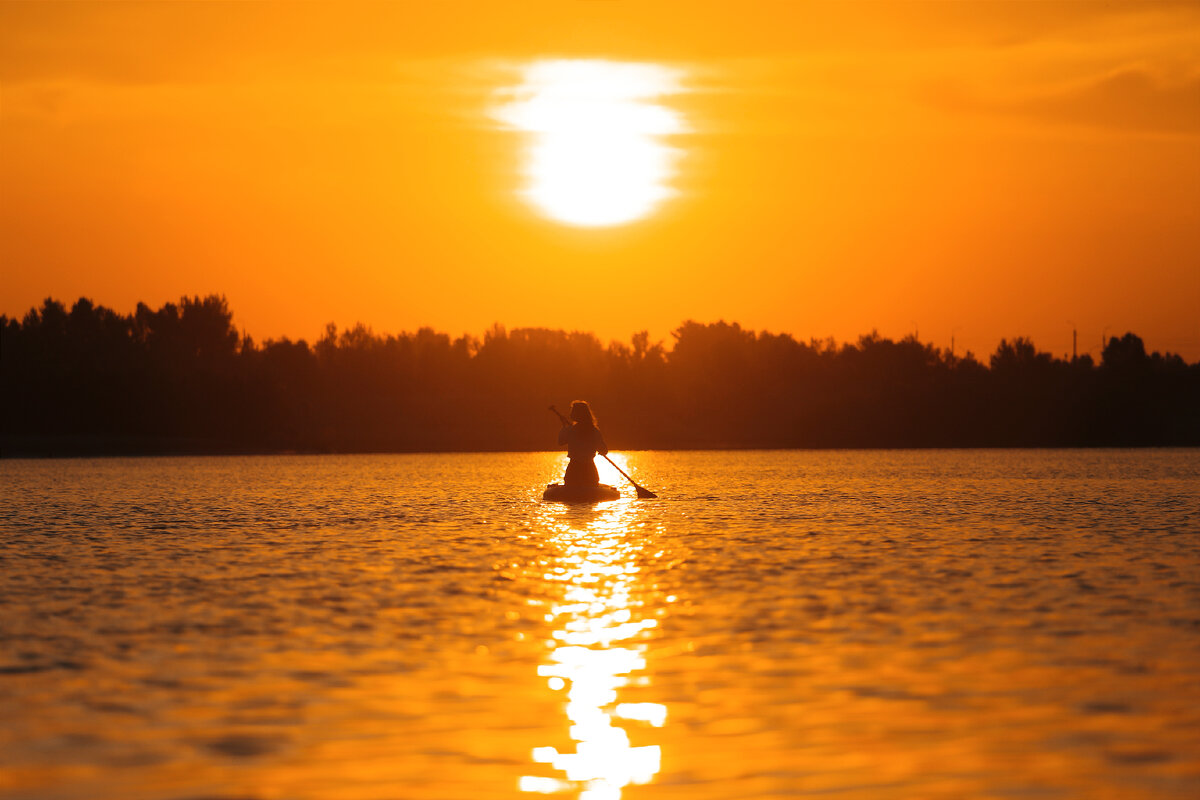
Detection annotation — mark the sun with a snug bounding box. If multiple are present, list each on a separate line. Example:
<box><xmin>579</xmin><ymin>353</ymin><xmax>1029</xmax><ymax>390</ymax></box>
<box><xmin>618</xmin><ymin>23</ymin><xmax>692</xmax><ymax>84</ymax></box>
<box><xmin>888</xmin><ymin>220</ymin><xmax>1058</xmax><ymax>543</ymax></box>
<box><xmin>493</xmin><ymin>60</ymin><xmax>686</xmax><ymax>228</ymax></box>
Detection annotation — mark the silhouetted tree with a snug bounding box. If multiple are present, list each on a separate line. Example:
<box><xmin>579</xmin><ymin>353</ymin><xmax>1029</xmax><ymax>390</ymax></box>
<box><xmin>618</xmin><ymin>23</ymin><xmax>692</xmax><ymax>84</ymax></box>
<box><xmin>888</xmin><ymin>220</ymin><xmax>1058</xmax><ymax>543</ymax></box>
<box><xmin>3</xmin><ymin>297</ymin><xmax>1198</xmax><ymax>455</ymax></box>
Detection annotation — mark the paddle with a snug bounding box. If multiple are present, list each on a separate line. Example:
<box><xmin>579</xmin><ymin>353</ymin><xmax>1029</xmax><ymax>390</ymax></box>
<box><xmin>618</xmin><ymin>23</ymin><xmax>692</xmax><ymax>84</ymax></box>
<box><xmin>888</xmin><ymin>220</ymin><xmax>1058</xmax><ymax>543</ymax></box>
<box><xmin>601</xmin><ymin>453</ymin><xmax>658</xmax><ymax>499</ymax></box>
<box><xmin>549</xmin><ymin>405</ymin><xmax>657</xmax><ymax>499</ymax></box>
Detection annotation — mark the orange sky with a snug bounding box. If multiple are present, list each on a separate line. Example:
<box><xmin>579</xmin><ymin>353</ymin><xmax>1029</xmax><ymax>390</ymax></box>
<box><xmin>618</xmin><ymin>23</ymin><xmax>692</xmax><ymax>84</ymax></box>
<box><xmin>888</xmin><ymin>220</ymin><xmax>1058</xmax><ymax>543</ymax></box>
<box><xmin>3</xmin><ymin>1</ymin><xmax>1198</xmax><ymax>360</ymax></box>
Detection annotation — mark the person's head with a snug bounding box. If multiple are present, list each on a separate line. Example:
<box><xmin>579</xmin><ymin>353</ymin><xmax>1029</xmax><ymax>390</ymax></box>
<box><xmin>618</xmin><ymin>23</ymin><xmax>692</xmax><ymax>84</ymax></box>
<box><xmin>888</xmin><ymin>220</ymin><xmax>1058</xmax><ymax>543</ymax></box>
<box><xmin>569</xmin><ymin>400</ymin><xmax>596</xmax><ymax>426</ymax></box>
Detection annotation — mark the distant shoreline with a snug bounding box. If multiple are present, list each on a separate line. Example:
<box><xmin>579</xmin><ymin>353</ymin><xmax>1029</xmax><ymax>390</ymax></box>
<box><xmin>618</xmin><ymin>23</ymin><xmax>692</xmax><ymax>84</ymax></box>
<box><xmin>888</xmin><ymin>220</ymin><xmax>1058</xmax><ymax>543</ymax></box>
<box><xmin>4</xmin><ymin>437</ymin><xmax>1197</xmax><ymax>460</ymax></box>
<box><xmin>6</xmin><ymin>296</ymin><xmax>1199</xmax><ymax>454</ymax></box>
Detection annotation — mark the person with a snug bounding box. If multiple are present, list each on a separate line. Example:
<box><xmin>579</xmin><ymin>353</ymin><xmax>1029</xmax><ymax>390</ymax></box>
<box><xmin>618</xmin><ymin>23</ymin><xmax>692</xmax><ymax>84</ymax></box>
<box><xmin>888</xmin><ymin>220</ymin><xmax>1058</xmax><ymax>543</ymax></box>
<box><xmin>557</xmin><ymin>400</ymin><xmax>608</xmax><ymax>486</ymax></box>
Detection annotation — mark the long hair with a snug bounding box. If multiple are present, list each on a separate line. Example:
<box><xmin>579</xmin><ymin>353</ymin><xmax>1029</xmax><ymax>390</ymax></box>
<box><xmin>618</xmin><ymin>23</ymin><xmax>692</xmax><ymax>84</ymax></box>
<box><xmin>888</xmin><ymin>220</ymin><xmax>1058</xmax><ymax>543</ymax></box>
<box><xmin>569</xmin><ymin>400</ymin><xmax>597</xmax><ymax>428</ymax></box>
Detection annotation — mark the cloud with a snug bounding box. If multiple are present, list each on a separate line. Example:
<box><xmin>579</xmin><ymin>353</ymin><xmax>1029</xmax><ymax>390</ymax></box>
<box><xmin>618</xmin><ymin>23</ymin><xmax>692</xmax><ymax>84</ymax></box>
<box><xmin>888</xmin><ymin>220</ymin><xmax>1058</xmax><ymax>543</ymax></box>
<box><xmin>926</xmin><ymin>69</ymin><xmax>1200</xmax><ymax>136</ymax></box>
<box><xmin>1017</xmin><ymin>70</ymin><xmax>1200</xmax><ymax>135</ymax></box>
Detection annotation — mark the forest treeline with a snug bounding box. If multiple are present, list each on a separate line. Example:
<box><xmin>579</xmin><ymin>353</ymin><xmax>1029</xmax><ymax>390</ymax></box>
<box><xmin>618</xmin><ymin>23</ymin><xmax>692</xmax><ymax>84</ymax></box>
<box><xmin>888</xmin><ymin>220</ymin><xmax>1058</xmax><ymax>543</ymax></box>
<box><xmin>3</xmin><ymin>295</ymin><xmax>1198</xmax><ymax>455</ymax></box>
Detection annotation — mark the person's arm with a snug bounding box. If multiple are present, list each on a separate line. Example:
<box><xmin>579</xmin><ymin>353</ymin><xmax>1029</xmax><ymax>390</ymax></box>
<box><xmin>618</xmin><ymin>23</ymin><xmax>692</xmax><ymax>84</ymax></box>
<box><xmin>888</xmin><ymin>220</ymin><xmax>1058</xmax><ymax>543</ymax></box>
<box><xmin>558</xmin><ymin>425</ymin><xmax>570</xmax><ymax>446</ymax></box>
<box><xmin>596</xmin><ymin>430</ymin><xmax>608</xmax><ymax>456</ymax></box>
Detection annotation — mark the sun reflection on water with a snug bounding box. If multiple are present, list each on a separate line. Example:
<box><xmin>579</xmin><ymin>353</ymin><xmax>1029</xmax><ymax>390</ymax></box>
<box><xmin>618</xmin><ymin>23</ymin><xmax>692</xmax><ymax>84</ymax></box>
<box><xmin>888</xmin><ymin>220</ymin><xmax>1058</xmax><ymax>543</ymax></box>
<box><xmin>519</xmin><ymin>497</ymin><xmax>667</xmax><ymax>799</ymax></box>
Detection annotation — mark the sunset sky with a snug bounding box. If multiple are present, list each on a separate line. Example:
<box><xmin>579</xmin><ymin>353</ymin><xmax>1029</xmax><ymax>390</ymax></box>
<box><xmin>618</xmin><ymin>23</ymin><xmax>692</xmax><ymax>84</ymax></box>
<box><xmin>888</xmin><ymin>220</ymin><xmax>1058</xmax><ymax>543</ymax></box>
<box><xmin>2</xmin><ymin>1</ymin><xmax>1198</xmax><ymax>360</ymax></box>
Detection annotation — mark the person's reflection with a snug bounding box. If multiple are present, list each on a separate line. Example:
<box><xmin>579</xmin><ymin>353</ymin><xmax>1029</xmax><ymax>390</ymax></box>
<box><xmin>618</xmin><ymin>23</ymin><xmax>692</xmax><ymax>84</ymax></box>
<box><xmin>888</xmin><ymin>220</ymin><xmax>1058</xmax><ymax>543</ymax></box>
<box><xmin>520</xmin><ymin>504</ymin><xmax>666</xmax><ymax>799</ymax></box>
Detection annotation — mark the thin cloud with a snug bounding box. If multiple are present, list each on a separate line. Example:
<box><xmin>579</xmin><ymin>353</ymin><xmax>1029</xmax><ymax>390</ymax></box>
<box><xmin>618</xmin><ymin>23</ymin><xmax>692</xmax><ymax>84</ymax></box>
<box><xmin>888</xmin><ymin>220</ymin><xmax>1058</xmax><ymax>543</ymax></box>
<box><xmin>924</xmin><ymin>69</ymin><xmax>1200</xmax><ymax>137</ymax></box>
<box><xmin>1018</xmin><ymin>70</ymin><xmax>1200</xmax><ymax>135</ymax></box>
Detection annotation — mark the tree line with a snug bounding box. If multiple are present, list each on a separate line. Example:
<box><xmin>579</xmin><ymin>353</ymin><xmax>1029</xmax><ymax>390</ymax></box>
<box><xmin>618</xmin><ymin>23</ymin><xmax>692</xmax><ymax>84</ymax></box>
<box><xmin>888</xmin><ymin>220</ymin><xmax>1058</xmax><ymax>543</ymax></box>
<box><xmin>3</xmin><ymin>295</ymin><xmax>1198</xmax><ymax>455</ymax></box>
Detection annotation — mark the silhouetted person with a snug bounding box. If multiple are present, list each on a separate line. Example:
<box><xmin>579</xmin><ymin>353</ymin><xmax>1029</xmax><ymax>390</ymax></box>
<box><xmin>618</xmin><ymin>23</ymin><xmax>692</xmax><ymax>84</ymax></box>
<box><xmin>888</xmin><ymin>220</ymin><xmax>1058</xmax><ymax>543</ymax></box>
<box><xmin>557</xmin><ymin>400</ymin><xmax>608</xmax><ymax>486</ymax></box>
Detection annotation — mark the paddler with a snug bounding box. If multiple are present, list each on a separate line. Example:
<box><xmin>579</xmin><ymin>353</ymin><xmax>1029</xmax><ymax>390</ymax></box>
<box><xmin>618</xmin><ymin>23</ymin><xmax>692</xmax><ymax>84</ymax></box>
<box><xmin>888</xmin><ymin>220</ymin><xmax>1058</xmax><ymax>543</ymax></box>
<box><xmin>554</xmin><ymin>401</ymin><xmax>608</xmax><ymax>487</ymax></box>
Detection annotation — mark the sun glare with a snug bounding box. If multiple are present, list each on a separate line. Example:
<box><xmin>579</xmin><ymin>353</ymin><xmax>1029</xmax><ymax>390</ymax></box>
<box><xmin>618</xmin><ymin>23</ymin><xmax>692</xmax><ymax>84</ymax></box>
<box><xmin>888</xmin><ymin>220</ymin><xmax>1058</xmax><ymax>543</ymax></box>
<box><xmin>493</xmin><ymin>60</ymin><xmax>686</xmax><ymax>227</ymax></box>
<box><xmin>522</xmin><ymin>499</ymin><xmax>666</xmax><ymax>797</ymax></box>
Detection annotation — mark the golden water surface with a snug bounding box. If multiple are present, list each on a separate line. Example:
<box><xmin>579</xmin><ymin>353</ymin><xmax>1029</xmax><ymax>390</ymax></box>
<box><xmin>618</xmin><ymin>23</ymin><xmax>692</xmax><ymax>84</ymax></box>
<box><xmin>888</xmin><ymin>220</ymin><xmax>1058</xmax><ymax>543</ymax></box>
<box><xmin>1</xmin><ymin>450</ymin><xmax>1198</xmax><ymax>799</ymax></box>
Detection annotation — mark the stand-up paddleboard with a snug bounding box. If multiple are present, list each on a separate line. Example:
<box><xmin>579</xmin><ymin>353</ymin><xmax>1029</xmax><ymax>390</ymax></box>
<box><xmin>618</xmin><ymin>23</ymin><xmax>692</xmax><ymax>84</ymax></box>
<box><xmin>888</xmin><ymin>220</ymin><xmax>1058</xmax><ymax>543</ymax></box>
<box><xmin>542</xmin><ymin>483</ymin><xmax>621</xmax><ymax>503</ymax></box>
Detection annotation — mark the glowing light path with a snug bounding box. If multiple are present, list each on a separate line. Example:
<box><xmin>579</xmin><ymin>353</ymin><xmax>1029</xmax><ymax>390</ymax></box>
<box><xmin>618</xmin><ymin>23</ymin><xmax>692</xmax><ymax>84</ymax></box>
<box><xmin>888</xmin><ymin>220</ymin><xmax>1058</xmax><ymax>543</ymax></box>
<box><xmin>493</xmin><ymin>60</ymin><xmax>686</xmax><ymax>227</ymax></box>
<box><xmin>521</xmin><ymin>489</ymin><xmax>668</xmax><ymax>799</ymax></box>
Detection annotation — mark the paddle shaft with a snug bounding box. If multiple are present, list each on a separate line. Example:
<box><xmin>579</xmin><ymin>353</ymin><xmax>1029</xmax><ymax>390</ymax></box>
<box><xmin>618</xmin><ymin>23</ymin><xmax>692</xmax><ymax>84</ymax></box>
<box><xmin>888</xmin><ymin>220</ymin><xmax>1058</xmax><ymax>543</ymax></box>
<box><xmin>601</xmin><ymin>453</ymin><xmax>640</xmax><ymax>486</ymax></box>
<box><xmin>550</xmin><ymin>405</ymin><xmax>570</xmax><ymax>426</ymax></box>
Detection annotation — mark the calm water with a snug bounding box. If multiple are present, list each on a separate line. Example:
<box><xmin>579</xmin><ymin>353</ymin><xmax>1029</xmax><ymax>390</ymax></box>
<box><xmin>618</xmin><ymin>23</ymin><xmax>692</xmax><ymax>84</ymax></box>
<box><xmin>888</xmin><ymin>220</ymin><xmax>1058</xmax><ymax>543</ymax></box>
<box><xmin>1</xmin><ymin>450</ymin><xmax>1198</xmax><ymax>800</ymax></box>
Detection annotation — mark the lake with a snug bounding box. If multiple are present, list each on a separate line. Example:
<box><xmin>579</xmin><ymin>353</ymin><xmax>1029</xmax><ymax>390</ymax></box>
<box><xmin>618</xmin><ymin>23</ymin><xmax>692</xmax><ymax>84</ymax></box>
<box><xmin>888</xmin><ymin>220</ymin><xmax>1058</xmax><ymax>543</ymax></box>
<box><xmin>1</xmin><ymin>450</ymin><xmax>1198</xmax><ymax>799</ymax></box>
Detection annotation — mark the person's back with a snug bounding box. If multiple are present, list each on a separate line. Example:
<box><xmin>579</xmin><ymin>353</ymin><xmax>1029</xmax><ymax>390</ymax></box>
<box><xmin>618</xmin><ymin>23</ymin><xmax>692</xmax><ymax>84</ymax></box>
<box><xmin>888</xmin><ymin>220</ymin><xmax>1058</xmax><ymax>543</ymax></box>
<box><xmin>559</xmin><ymin>423</ymin><xmax>606</xmax><ymax>460</ymax></box>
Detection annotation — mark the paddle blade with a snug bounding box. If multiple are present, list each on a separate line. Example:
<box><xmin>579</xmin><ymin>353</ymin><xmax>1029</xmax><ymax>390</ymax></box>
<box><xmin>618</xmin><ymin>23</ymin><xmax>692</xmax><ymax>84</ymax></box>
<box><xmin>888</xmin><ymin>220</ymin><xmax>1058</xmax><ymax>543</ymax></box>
<box><xmin>634</xmin><ymin>485</ymin><xmax>657</xmax><ymax>499</ymax></box>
